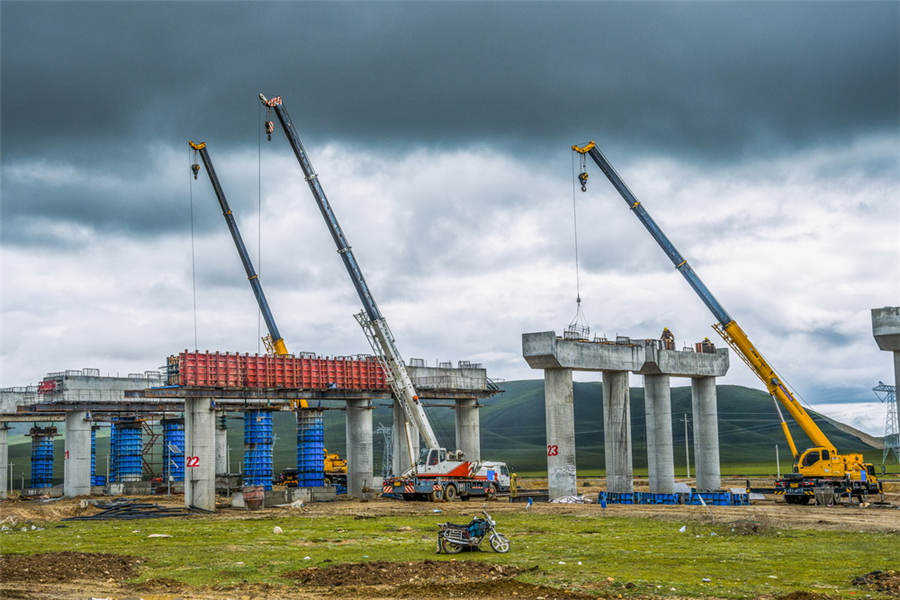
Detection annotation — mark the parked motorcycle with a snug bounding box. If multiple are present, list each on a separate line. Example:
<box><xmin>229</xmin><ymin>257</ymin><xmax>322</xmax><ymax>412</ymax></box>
<box><xmin>436</xmin><ymin>509</ymin><xmax>510</xmax><ymax>553</ymax></box>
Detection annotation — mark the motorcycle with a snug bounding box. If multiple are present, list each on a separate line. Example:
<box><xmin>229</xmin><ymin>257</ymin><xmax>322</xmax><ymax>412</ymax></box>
<box><xmin>436</xmin><ymin>509</ymin><xmax>510</xmax><ymax>554</ymax></box>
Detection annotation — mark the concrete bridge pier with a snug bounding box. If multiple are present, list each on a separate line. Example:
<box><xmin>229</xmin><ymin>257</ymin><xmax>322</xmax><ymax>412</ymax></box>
<box><xmin>691</xmin><ymin>376</ymin><xmax>721</xmax><ymax>491</ymax></box>
<box><xmin>872</xmin><ymin>307</ymin><xmax>900</xmax><ymax>431</ymax></box>
<box><xmin>184</xmin><ymin>397</ymin><xmax>216</xmax><ymax>511</ymax></box>
<box><xmin>64</xmin><ymin>411</ymin><xmax>92</xmax><ymax>497</ymax></box>
<box><xmin>346</xmin><ymin>399</ymin><xmax>373</xmax><ymax>498</ymax></box>
<box><xmin>215</xmin><ymin>413</ymin><xmax>228</xmax><ymax>476</ymax></box>
<box><xmin>455</xmin><ymin>398</ymin><xmax>480</xmax><ymax>461</ymax></box>
<box><xmin>644</xmin><ymin>374</ymin><xmax>675</xmax><ymax>494</ymax></box>
<box><xmin>544</xmin><ymin>368</ymin><xmax>577</xmax><ymax>499</ymax></box>
<box><xmin>392</xmin><ymin>399</ymin><xmax>419</xmax><ymax>475</ymax></box>
<box><xmin>603</xmin><ymin>370</ymin><xmax>633</xmax><ymax>493</ymax></box>
<box><xmin>0</xmin><ymin>424</ymin><xmax>8</xmax><ymax>499</ymax></box>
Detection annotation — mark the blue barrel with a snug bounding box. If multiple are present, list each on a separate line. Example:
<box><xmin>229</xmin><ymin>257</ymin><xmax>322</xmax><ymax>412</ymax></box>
<box><xmin>162</xmin><ymin>419</ymin><xmax>185</xmax><ymax>482</ymax></box>
<box><xmin>114</xmin><ymin>420</ymin><xmax>143</xmax><ymax>482</ymax></box>
<box><xmin>297</xmin><ymin>410</ymin><xmax>325</xmax><ymax>488</ymax></box>
<box><xmin>243</xmin><ymin>410</ymin><xmax>273</xmax><ymax>490</ymax></box>
<box><xmin>29</xmin><ymin>427</ymin><xmax>56</xmax><ymax>488</ymax></box>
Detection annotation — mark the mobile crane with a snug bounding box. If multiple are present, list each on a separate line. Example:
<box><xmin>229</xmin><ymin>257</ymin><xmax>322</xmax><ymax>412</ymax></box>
<box><xmin>188</xmin><ymin>140</ymin><xmax>348</xmax><ymax>486</ymax></box>
<box><xmin>573</xmin><ymin>140</ymin><xmax>880</xmax><ymax>504</ymax></box>
<box><xmin>260</xmin><ymin>94</ymin><xmax>509</xmax><ymax>500</ymax></box>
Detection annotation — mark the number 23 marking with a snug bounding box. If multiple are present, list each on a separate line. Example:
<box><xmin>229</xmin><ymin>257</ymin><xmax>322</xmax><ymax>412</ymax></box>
<box><xmin>547</xmin><ymin>444</ymin><xmax>559</xmax><ymax>456</ymax></box>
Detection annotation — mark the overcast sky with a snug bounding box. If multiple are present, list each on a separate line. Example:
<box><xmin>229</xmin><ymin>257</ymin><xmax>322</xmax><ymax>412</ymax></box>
<box><xmin>1</xmin><ymin>2</ymin><xmax>898</xmax><ymax>434</ymax></box>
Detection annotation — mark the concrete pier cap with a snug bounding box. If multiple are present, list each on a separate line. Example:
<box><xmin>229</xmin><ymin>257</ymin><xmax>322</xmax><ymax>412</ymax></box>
<box><xmin>522</xmin><ymin>331</ymin><xmax>729</xmax><ymax>376</ymax></box>
<box><xmin>872</xmin><ymin>307</ymin><xmax>900</xmax><ymax>351</ymax></box>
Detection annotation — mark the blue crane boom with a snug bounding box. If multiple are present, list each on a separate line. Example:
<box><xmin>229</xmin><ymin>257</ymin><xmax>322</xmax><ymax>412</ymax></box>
<box><xmin>189</xmin><ymin>141</ymin><xmax>288</xmax><ymax>356</ymax></box>
<box><xmin>259</xmin><ymin>94</ymin><xmax>440</xmax><ymax>458</ymax></box>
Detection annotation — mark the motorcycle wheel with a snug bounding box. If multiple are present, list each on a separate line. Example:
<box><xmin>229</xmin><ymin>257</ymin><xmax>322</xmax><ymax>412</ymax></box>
<box><xmin>489</xmin><ymin>533</ymin><xmax>510</xmax><ymax>553</ymax></box>
<box><xmin>440</xmin><ymin>537</ymin><xmax>465</xmax><ymax>554</ymax></box>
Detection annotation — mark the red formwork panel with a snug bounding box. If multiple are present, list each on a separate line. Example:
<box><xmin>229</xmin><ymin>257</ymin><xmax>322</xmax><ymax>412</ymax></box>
<box><xmin>172</xmin><ymin>351</ymin><xmax>389</xmax><ymax>391</ymax></box>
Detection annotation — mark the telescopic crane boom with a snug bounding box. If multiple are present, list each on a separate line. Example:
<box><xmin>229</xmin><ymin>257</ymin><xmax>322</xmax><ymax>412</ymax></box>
<box><xmin>258</xmin><ymin>94</ymin><xmax>439</xmax><ymax>464</ymax></box>
<box><xmin>189</xmin><ymin>141</ymin><xmax>288</xmax><ymax>356</ymax></box>
<box><xmin>573</xmin><ymin>140</ymin><xmax>878</xmax><ymax>502</ymax></box>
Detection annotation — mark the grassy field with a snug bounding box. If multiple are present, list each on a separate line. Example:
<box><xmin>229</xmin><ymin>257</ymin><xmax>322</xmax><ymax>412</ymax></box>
<box><xmin>2</xmin><ymin>508</ymin><xmax>897</xmax><ymax>598</ymax></box>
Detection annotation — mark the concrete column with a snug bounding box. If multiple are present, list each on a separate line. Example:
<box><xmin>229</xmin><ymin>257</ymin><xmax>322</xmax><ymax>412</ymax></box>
<box><xmin>346</xmin><ymin>398</ymin><xmax>373</xmax><ymax>498</ymax></box>
<box><xmin>392</xmin><ymin>399</ymin><xmax>419</xmax><ymax>475</ymax></box>
<box><xmin>691</xmin><ymin>377</ymin><xmax>721</xmax><ymax>491</ymax></box>
<box><xmin>184</xmin><ymin>397</ymin><xmax>216</xmax><ymax>511</ymax></box>
<box><xmin>215</xmin><ymin>413</ymin><xmax>228</xmax><ymax>476</ymax></box>
<box><xmin>644</xmin><ymin>375</ymin><xmax>675</xmax><ymax>494</ymax></box>
<box><xmin>0</xmin><ymin>425</ymin><xmax>8</xmax><ymax>499</ymax></box>
<box><xmin>544</xmin><ymin>369</ymin><xmax>576</xmax><ymax>498</ymax></box>
<box><xmin>454</xmin><ymin>398</ymin><xmax>480</xmax><ymax>462</ymax></box>
<box><xmin>603</xmin><ymin>370</ymin><xmax>633</xmax><ymax>493</ymax></box>
<box><xmin>64</xmin><ymin>411</ymin><xmax>92</xmax><ymax>497</ymax></box>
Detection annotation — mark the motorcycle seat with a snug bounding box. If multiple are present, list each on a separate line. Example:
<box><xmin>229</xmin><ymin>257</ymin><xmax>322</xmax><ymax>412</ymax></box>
<box><xmin>443</xmin><ymin>523</ymin><xmax>471</xmax><ymax>530</ymax></box>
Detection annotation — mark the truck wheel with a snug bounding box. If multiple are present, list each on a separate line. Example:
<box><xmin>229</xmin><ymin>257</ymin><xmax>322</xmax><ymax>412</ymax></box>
<box><xmin>797</xmin><ymin>496</ymin><xmax>811</xmax><ymax>505</ymax></box>
<box><xmin>429</xmin><ymin>488</ymin><xmax>443</xmax><ymax>502</ymax></box>
<box><xmin>444</xmin><ymin>484</ymin><xmax>459</xmax><ymax>502</ymax></box>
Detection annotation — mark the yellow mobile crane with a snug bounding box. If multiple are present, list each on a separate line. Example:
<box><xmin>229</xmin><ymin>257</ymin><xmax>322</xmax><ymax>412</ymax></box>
<box><xmin>189</xmin><ymin>141</ymin><xmax>347</xmax><ymax>486</ymax></box>
<box><xmin>573</xmin><ymin>141</ymin><xmax>880</xmax><ymax>504</ymax></box>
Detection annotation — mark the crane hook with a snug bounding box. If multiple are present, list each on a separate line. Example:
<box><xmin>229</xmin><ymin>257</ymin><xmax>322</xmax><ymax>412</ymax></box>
<box><xmin>578</xmin><ymin>171</ymin><xmax>589</xmax><ymax>192</ymax></box>
<box><xmin>191</xmin><ymin>163</ymin><xmax>200</xmax><ymax>180</ymax></box>
<box><xmin>265</xmin><ymin>120</ymin><xmax>274</xmax><ymax>141</ymax></box>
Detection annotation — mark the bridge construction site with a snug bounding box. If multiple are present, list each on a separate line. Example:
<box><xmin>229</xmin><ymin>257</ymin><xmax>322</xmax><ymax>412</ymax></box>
<box><xmin>2</xmin><ymin>99</ymin><xmax>896</xmax><ymax>518</ymax></box>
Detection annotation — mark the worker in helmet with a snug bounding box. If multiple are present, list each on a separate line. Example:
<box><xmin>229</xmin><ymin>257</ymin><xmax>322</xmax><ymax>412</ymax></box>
<box><xmin>660</xmin><ymin>328</ymin><xmax>675</xmax><ymax>350</ymax></box>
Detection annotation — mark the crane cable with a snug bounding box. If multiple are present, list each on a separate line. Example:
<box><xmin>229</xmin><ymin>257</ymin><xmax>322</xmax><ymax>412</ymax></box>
<box><xmin>188</xmin><ymin>145</ymin><xmax>199</xmax><ymax>351</ymax></box>
<box><xmin>257</xmin><ymin>100</ymin><xmax>263</xmax><ymax>354</ymax></box>
<box><xmin>567</xmin><ymin>151</ymin><xmax>589</xmax><ymax>339</ymax></box>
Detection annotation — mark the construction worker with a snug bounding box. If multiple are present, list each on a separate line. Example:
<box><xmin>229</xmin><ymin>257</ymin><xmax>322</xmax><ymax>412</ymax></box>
<box><xmin>510</xmin><ymin>472</ymin><xmax>518</xmax><ymax>498</ymax></box>
<box><xmin>660</xmin><ymin>328</ymin><xmax>675</xmax><ymax>350</ymax></box>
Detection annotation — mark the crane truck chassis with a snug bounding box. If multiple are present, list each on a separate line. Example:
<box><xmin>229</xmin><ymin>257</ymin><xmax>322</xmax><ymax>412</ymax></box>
<box><xmin>381</xmin><ymin>451</ymin><xmax>511</xmax><ymax>501</ymax></box>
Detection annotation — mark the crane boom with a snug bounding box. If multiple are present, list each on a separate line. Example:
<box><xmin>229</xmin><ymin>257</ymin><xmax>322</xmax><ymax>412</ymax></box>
<box><xmin>573</xmin><ymin>141</ymin><xmax>833</xmax><ymax>454</ymax></box>
<box><xmin>189</xmin><ymin>141</ymin><xmax>288</xmax><ymax>356</ymax></box>
<box><xmin>259</xmin><ymin>94</ymin><xmax>440</xmax><ymax>455</ymax></box>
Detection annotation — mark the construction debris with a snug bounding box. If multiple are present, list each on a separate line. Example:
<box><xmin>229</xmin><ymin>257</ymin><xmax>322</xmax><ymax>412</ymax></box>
<box><xmin>62</xmin><ymin>499</ymin><xmax>193</xmax><ymax>521</ymax></box>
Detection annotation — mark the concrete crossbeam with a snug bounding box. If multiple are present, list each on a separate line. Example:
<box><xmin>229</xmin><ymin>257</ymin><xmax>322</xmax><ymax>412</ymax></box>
<box><xmin>523</xmin><ymin>331</ymin><xmax>728</xmax><ymax>377</ymax></box>
<box><xmin>454</xmin><ymin>398</ymin><xmax>480</xmax><ymax>462</ymax></box>
<box><xmin>184</xmin><ymin>397</ymin><xmax>216</xmax><ymax>511</ymax></box>
<box><xmin>603</xmin><ymin>370</ymin><xmax>633</xmax><ymax>493</ymax></box>
<box><xmin>64</xmin><ymin>411</ymin><xmax>92</xmax><ymax>497</ymax></box>
<box><xmin>544</xmin><ymin>369</ymin><xmax>577</xmax><ymax>499</ymax></box>
<box><xmin>346</xmin><ymin>399</ymin><xmax>373</xmax><ymax>498</ymax></box>
<box><xmin>691</xmin><ymin>377</ymin><xmax>721</xmax><ymax>491</ymax></box>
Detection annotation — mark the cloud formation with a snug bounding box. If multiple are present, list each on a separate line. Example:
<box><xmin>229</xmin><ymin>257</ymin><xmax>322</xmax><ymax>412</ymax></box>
<box><xmin>1</xmin><ymin>3</ymin><xmax>898</xmax><ymax>435</ymax></box>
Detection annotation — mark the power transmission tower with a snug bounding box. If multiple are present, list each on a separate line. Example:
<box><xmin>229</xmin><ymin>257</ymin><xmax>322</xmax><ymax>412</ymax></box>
<box><xmin>873</xmin><ymin>382</ymin><xmax>899</xmax><ymax>466</ymax></box>
<box><xmin>375</xmin><ymin>424</ymin><xmax>392</xmax><ymax>477</ymax></box>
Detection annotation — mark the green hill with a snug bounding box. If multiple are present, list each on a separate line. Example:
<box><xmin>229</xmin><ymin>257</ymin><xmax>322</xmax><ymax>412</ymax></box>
<box><xmin>6</xmin><ymin>381</ymin><xmax>887</xmax><ymax>488</ymax></box>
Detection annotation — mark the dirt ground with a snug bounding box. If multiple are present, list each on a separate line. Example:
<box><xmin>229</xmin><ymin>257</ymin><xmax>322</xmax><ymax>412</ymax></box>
<box><xmin>1</xmin><ymin>484</ymin><xmax>899</xmax><ymax>534</ymax></box>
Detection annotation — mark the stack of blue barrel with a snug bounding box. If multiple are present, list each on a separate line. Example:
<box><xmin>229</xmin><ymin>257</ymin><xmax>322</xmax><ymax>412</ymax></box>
<box><xmin>161</xmin><ymin>418</ymin><xmax>185</xmax><ymax>482</ymax></box>
<box><xmin>90</xmin><ymin>425</ymin><xmax>106</xmax><ymax>486</ymax></box>
<box><xmin>243</xmin><ymin>410</ymin><xmax>273</xmax><ymax>490</ymax></box>
<box><xmin>297</xmin><ymin>410</ymin><xmax>325</xmax><ymax>488</ymax></box>
<box><xmin>29</xmin><ymin>426</ymin><xmax>56</xmax><ymax>488</ymax></box>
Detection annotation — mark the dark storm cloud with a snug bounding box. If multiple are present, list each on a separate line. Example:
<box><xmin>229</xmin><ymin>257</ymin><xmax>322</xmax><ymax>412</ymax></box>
<box><xmin>2</xmin><ymin>2</ymin><xmax>897</xmax><ymax>162</ymax></box>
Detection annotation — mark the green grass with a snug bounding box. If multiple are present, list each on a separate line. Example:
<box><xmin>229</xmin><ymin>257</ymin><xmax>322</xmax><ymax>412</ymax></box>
<box><xmin>2</xmin><ymin>511</ymin><xmax>896</xmax><ymax>598</ymax></box>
